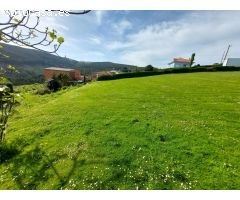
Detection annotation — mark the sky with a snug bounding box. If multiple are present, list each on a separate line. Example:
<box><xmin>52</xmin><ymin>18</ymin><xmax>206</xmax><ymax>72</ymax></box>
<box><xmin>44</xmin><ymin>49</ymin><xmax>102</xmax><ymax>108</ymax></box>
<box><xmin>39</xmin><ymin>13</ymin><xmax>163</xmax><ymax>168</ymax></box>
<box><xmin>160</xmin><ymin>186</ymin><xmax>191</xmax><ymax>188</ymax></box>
<box><xmin>2</xmin><ymin>10</ymin><xmax>240</xmax><ymax>68</ymax></box>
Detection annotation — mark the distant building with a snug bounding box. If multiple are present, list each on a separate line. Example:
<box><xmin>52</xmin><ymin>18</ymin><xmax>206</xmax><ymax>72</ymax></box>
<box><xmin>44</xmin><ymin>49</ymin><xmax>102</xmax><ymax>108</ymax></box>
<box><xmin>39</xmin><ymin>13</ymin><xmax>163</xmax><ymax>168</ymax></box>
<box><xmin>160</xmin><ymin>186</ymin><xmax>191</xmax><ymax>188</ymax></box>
<box><xmin>92</xmin><ymin>71</ymin><xmax>114</xmax><ymax>80</ymax></box>
<box><xmin>223</xmin><ymin>58</ymin><xmax>240</xmax><ymax>66</ymax></box>
<box><xmin>110</xmin><ymin>70</ymin><xmax>121</xmax><ymax>74</ymax></box>
<box><xmin>44</xmin><ymin>67</ymin><xmax>81</xmax><ymax>81</ymax></box>
<box><xmin>168</xmin><ymin>57</ymin><xmax>191</xmax><ymax>68</ymax></box>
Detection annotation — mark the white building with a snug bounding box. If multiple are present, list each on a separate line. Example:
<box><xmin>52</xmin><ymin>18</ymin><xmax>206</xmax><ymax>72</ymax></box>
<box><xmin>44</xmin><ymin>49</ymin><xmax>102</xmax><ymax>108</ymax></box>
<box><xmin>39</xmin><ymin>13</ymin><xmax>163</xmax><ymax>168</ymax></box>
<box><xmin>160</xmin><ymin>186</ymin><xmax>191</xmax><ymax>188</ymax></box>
<box><xmin>110</xmin><ymin>70</ymin><xmax>121</xmax><ymax>74</ymax></box>
<box><xmin>223</xmin><ymin>58</ymin><xmax>240</xmax><ymax>66</ymax></box>
<box><xmin>168</xmin><ymin>58</ymin><xmax>191</xmax><ymax>68</ymax></box>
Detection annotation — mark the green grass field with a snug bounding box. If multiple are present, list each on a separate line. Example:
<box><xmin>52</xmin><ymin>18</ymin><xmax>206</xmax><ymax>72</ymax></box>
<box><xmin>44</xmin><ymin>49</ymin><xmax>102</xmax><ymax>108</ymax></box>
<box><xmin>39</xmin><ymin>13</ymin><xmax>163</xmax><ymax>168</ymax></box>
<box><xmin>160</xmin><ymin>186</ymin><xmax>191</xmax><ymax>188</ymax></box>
<box><xmin>0</xmin><ymin>72</ymin><xmax>240</xmax><ymax>189</ymax></box>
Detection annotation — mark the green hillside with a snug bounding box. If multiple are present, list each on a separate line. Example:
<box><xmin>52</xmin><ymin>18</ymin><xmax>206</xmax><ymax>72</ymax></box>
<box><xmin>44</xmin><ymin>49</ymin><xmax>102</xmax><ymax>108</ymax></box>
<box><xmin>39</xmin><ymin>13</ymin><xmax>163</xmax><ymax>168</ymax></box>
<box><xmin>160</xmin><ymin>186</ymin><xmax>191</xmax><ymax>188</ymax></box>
<box><xmin>0</xmin><ymin>43</ymin><xmax>138</xmax><ymax>85</ymax></box>
<box><xmin>1</xmin><ymin>72</ymin><xmax>240</xmax><ymax>189</ymax></box>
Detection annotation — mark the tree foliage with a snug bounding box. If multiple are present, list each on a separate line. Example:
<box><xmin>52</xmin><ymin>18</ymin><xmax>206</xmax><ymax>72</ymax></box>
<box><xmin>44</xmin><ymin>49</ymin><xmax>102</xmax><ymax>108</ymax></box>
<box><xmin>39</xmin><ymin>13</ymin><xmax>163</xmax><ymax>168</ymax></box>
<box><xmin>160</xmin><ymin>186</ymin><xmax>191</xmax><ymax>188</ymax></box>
<box><xmin>0</xmin><ymin>81</ymin><xmax>16</xmax><ymax>142</ymax></box>
<box><xmin>145</xmin><ymin>65</ymin><xmax>154</xmax><ymax>72</ymax></box>
<box><xmin>47</xmin><ymin>73</ymin><xmax>70</xmax><ymax>92</ymax></box>
<box><xmin>190</xmin><ymin>53</ymin><xmax>196</xmax><ymax>67</ymax></box>
<box><xmin>0</xmin><ymin>10</ymin><xmax>66</xmax><ymax>54</ymax></box>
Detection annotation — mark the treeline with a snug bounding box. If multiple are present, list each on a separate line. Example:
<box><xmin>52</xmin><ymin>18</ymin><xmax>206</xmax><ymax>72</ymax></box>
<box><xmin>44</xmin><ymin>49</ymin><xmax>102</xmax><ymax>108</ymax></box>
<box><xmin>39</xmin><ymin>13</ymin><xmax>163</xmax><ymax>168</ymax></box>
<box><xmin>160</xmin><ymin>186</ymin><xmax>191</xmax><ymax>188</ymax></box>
<box><xmin>97</xmin><ymin>65</ymin><xmax>240</xmax><ymax>81</ymax></box>
<box><xmin>4</xmin><ymin>68</ymin><xmax>44</xmax><ymax>85</ymax></box>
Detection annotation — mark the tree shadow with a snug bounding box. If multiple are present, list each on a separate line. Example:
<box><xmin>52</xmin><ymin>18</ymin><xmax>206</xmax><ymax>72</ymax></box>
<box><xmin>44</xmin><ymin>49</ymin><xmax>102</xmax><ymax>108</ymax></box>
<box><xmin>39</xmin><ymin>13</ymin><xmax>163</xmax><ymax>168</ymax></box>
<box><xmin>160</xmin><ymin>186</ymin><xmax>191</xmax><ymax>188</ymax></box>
<box><xmin>8</xmin><ymin>146</ymin><xmax>48</xmax><ymax>189</ymax></box>
<box><xmin>7</xmin><ymin>142</ymin><xmax>84</xmax><ymax>189</ymax></box>
<box><xmin>0</xmin><ymin>143</ymin><xmax>19</xmax><ymax>164</ymax></box>
<box><xmin>44</xmin><ymin>142</ymin><xmax>84</xmax><ymax>189</ymax></box>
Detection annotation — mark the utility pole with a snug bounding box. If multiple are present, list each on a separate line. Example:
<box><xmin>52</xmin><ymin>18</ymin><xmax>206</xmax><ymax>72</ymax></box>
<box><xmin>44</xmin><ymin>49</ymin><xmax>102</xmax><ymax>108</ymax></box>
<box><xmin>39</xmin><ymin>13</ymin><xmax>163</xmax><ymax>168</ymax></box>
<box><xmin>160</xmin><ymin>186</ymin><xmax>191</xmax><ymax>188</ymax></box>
<box><xmin>220</xmin><ymin>51</ymin><xmax>225</xmax><ymax>64</ymax></box>
<box><xmin>222</xmin><ymin>44</ymin><xmax>232</xmax><ymax>63</ymax></box>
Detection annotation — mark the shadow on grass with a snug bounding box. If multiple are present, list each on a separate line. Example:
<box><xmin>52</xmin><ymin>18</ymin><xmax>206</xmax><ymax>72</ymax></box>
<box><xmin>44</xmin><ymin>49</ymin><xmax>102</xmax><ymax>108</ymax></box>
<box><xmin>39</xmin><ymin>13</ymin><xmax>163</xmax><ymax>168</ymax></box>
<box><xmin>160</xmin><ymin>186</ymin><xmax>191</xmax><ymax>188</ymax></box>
<box><xmin>0</xmin><ymin>143</ymin><xmax>19</xmax><ymax>164</ymax></box>
<box><xmin>45</xmin><ymin>143</ymin><xmax>84</xmax><ymax>189</ymax></box>
<box><xmin>6</xmin><ymin>142</ymin><xmax>84</xmax><ymax>189</ymax></box>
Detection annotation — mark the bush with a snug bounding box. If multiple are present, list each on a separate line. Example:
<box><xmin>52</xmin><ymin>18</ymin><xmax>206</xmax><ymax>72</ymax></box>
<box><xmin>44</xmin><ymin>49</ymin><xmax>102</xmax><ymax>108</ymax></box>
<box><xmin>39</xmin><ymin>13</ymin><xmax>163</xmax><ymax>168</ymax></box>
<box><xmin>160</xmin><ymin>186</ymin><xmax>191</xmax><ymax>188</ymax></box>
<box><xmin>97</xmin><ymin>72</ymin><xmax>163</xmax><ymax>81</ymax></box>
<box><xmin>145</xmin><ymin>65</ymin><xmax>154</xmax><ymax>72</ymax></box>
<box><xmin>97</xmin><ymin>66</ymin><xmax>240</xmax><ymax>81</ymax></box>
<box><xmin>57</xmin><ymin>73</ymin><xmax>70</xmax><ymax>87</ymax></box>
<box><xmin>47</xmin><ymin>79</ymin><xmax>61</xmax><ymax>92</ymax></box>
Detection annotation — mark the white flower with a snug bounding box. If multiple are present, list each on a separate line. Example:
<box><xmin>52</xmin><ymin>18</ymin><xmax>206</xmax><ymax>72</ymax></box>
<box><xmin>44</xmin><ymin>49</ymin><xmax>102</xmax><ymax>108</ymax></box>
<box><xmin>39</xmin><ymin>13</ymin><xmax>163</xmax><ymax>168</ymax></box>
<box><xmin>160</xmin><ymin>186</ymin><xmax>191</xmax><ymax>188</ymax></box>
<box><xmin>0</xmin><ymin>86</ymin><xmax>7</xmax><ymax>92</ymax></box>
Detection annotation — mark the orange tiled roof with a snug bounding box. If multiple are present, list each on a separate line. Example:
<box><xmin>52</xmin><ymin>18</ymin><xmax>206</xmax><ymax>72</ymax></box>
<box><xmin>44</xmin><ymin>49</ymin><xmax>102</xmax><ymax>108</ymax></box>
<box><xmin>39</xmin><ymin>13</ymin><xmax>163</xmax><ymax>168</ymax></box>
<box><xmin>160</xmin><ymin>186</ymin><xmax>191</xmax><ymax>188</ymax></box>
<box><xmin>174</xmin><ymin>58</ymin><xmax>191</xmax><ymax>63</ymax></box>
<box><xmin>95</xmin><ymin>71</ymin><xmax>113</xmax><ymax>75</ymax></box>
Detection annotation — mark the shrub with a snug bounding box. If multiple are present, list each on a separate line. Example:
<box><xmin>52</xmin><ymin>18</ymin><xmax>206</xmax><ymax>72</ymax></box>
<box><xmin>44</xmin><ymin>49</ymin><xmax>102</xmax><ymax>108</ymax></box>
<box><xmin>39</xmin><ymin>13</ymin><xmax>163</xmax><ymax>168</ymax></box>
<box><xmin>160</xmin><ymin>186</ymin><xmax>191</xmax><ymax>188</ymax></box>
<box><xmin>0</xmin><ymin>82</ymin><xmax>16</xmax><ymax>142</ymax></box>
<box><xmin>97</xmin><ymin>66</ymin><xmax>240</xmax><ymax>81</ymax></box>
<box><xmin>47</xmin><ymin>79</ymin><xmax>61</xmax><ymax>92</ymax></box>
<box><xmin>57</xmin><ymin>73</ymin><xmax>70</xmax><ymax>87</ymax></box>
<box><xmin>145</xmin><ymin>65</ymin><xmax>154</xmax><ymax>72</ymax></box>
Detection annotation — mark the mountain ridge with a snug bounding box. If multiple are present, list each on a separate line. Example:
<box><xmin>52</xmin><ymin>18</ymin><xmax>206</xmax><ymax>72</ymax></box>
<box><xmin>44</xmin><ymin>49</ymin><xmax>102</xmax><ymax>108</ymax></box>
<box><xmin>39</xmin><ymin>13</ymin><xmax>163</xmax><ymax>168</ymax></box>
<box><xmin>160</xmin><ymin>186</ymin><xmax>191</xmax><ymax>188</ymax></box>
<box><xmin>0</xmin><ymin>43</ymin><xmax>138</xmax><ymax>85</ymax></box>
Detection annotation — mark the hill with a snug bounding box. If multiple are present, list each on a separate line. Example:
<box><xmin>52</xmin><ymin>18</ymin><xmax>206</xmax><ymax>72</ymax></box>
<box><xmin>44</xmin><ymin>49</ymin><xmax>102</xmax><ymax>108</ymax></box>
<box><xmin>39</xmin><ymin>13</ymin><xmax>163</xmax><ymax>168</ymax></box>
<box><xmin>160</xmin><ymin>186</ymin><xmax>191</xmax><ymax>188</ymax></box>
<box><xmin>0</xmin><ymin>43</ymin><xmax>137</xmax><ymax>85</ymax></box>
<box><xmin>1</xmin><ymin>72</ymin><xmax>240</xmax><ymax>189</ymax></box>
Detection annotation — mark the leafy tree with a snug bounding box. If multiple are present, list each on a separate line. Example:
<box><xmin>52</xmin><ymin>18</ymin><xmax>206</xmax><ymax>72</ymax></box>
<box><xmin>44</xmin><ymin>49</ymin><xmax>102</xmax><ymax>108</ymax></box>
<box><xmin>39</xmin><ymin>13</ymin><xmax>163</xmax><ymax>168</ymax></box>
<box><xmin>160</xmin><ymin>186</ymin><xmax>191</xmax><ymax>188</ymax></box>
<box><xmin>46</xmin><ymin>73</ymin><xmax>71</xmax><ymax>91</ymax></box>
<box><xmin>57</xmin><ymin>73</ymin><xmax>70</xmax><ymax>87</ymax></box>
<box><xmin>145</xmin><ymin>65</ymin><xmax>154</xmax><ymax>72</ymax></box>
<box><xmin>47</xmin><ymin>78</ymin><xmax>61</xmax><ymax>92</ymax></box>
<box><xmin>190</xmin><ymin>53</ymin><xmax>196</xmax><ymax>67</ymax></box>
<box><xmin>0</xmin><ymin>10</ymin><xmax>90</xmax><ymax>53</ymax></box>
<box><xmin>122</xmin><ymin>67</ymin><xmax>130</xmax><ymax>73</ymax></box>
<box><xmin>0</xmin><ymin>80</ymin><xmax>15</xmax><ymax>142</ymax></box>
<box><xmin>0</xmin><ymin>10</ymin><xmax>90</xmax><ymax>143</ymax></box>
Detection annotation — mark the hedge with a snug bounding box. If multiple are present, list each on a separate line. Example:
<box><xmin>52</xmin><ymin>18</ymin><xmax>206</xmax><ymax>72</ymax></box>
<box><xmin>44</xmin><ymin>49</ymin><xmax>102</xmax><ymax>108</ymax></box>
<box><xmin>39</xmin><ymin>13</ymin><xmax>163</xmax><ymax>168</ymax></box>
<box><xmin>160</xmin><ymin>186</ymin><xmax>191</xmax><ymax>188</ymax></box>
<box><xmin>97</xmin><ymin>66</ymin><xmax>240</xmax><ymax>81</ymax></box>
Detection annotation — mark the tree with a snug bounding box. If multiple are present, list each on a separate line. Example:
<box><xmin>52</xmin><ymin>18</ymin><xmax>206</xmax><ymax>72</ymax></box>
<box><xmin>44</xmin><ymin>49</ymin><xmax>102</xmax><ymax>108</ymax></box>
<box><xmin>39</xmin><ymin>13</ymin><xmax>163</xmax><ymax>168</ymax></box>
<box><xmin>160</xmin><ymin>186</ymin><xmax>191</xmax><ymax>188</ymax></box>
<box><xmin>0</xmin><ymin>81</ymin><xmax>15</xmax><ymax>142</ymax></box>
<box><xmin>145</xmin><ymin>65</ymin><xmax>154</xmax><ymax>72</ymax></box>
<box><xmin>0</xmin><ymin>10</ymin><xmax>90</xmax><ymax>143</ymax></box>
<box><xmin>0</xmin><ymin>10</ymin><xmax>90</xmax><ymax>53</ymax></box>
<box><xmin>122</xmin><ymin>67</ymin><xmax>130</xmax><ymax>73</ymax></box>
<box><xmin>190</xmin><ymin>53</ymin><xmax>195</xmax><ymax>67</ymax></box>
<box><xmin>47</xmin><ymin>78</ymin><xmax>61</xmax><ymax>92</ymax></box>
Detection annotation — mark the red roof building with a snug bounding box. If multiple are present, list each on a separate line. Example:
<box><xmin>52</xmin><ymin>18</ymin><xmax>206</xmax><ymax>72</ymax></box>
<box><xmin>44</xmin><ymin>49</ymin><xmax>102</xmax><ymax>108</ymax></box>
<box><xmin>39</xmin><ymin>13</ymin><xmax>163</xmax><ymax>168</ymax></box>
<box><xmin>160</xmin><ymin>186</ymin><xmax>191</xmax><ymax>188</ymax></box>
<box><xmin>44</xmin><ymin>67</ymin><xmax>81</xmax><ymax>81</ymax></box>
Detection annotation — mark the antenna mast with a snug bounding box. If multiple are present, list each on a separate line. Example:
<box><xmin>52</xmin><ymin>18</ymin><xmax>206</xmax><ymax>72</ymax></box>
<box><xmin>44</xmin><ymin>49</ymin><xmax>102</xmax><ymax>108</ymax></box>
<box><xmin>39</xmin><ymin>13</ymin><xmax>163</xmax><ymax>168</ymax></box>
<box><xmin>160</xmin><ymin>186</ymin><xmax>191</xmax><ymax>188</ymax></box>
<box><xmin>220</xmin><ymin>51</ymin><xmax>225</xmax><ymax>64</ymax></box>
<box><xmin>223</xmin><ymin>44</ymin><xmax>231</xmax><ymax>63</ymax></box>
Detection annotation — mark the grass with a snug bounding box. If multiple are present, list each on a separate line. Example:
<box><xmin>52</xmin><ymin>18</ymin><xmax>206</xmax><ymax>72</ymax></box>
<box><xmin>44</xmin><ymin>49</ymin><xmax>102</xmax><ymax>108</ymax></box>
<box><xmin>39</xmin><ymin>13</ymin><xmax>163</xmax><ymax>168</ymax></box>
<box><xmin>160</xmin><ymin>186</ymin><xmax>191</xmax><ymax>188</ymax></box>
<box><xmin>14</xmin><ymin>83</ymin><xmax>45</xmax><ymax>94</ymax></box>
<box><xmin>0</xmin><ymin>72</ymin><xmax>240</xmax><ymax>189</ymax></box>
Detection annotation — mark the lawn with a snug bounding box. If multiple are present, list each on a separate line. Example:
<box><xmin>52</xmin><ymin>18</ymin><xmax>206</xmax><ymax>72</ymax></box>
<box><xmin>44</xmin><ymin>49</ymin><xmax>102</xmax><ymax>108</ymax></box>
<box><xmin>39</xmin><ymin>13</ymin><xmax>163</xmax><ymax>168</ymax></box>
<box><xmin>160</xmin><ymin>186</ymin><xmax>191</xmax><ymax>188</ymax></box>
<box><xmin>0</xmin><ymin>72</ymin><xmax>240</xmax><ymax>189</ymax></box>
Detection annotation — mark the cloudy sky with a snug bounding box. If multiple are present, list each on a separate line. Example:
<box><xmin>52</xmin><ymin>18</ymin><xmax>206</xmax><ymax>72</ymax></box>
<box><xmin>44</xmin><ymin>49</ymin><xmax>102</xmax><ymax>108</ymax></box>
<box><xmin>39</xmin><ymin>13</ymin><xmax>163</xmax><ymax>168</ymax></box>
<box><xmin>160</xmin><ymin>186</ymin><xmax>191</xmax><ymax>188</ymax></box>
<box><xmin>3</xmin><ymin>10</ymin><xmax>240</xmax><ymax>68</ymax></box>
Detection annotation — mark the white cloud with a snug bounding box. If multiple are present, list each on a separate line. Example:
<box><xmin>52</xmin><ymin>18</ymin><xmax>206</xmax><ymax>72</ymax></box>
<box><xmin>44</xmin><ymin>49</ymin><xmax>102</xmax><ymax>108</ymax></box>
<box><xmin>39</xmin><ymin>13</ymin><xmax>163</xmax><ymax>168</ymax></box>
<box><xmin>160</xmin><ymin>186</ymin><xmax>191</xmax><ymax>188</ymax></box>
<box><xmin>39</xmin><ymin>16</ymin><xmax>69</xmax><ymax>32</ymax></box>
<box><xmin>106</xmin><ymin>41</ymin><xmax>132</xmax><ymax>50</ymax></box>
<box><xmin>89</xmin><ymin>36</ymin><xmax>101</xmax><ymax>45</ymax></box>
<box><xmin>3</xmin><ymin>11</ymin><xmax>240</xmax><ymax>67</ymax></box>
<box><xmin>107</xmin><ymin>11</ymin><xmax>240</xmax><ymax>67</ymax></box>
<box><xmin>112</xmin><ymin>19</ymin><xmax>132</xmax><ymax>35</ymax></box>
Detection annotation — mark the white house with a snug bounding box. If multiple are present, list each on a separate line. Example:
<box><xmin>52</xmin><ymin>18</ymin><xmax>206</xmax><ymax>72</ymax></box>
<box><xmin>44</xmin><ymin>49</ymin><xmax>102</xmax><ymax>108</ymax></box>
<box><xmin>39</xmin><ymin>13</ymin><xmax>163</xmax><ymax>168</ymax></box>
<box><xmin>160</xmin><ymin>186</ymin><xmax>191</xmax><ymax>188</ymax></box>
<box><xmin>168</xmin><ymin>57</ymin><xmax>191</xmax><ymax>68</ymax></box>
<box><xmin>110</xmin><ymin>70</ymin><xmax>121</xmax><ymax>74</ymax></box>
<box><xmin>223</xmin><ymin>58</ymin><xmax>240</xmax><ymax>66</ymax></box>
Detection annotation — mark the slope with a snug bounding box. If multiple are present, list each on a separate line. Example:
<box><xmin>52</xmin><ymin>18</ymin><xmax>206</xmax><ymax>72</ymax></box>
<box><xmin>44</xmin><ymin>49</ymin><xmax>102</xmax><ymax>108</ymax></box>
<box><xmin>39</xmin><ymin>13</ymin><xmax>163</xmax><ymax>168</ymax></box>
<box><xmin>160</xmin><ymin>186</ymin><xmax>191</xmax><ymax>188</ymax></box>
<box><xmin>0</xmin><ymin>72</ymin><xmax>240</xmax><ymax>189</ymax></box>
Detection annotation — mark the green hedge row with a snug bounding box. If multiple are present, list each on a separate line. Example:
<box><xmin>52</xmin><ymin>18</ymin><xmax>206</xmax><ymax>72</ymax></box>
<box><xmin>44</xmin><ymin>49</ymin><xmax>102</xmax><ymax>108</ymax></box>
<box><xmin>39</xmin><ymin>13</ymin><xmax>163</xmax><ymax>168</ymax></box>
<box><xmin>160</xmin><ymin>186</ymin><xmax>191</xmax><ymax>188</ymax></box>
<box><xmin>97</xmin><ymin>66</ymin><xmax>240</xmax><ymax>81</ymax></box>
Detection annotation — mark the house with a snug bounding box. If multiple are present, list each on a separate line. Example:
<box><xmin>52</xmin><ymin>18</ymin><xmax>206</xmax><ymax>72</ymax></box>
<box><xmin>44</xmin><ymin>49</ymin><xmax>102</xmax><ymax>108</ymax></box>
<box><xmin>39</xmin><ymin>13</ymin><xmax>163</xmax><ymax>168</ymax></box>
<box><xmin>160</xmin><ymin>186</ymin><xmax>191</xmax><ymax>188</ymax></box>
<box><xmin>168</xmin><ymin>57</ymin><xmax>191</xmax><ymax>68</ymax></box>
<box><xmin>222</xmin><ymin>58</ymin><xmax>240</xmax><ymax>66</ymax></box>
<box><xmin>44</xmin><ymin>67</ymin><xmax>81</xmax><ymax>81</ymax></box>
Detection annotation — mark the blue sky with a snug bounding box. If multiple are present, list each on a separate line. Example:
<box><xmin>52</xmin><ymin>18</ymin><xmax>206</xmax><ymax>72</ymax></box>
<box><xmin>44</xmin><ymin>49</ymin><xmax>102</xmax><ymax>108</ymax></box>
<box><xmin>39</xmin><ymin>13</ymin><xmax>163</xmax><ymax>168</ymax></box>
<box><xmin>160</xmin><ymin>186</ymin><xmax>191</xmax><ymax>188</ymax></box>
<box><xmin>6</xmin><ymin>10</ymin><xmax>240</xmax><ymax>68</ymax></box>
